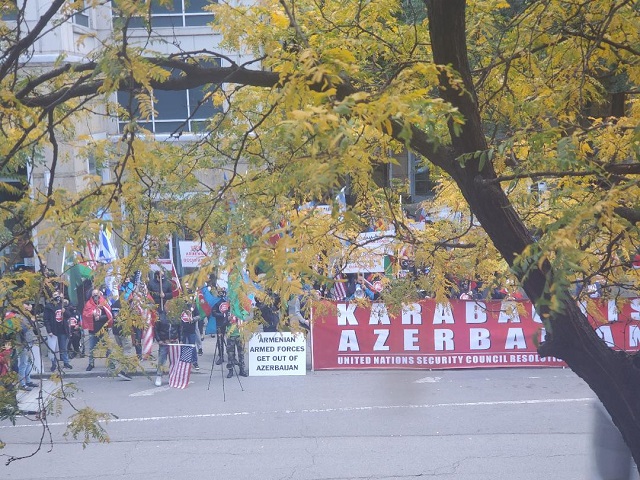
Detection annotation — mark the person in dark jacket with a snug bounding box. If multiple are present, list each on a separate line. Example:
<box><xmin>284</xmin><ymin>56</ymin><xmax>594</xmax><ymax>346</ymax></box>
<box><xmin>153</xmin><ymin>305</ymin><xmax>180</xmax><ymax>387</ymax></box>
<box><xmin>148</xmin><ymin>271</ymin><xmax>173</xmax><ymax>317</ymax></box>
<box><xmin>43</xmin><ymin>291</ymin><xmax>72</xmax><ymax>371</ymax></box>
<box><xmin>65</xmin><ymin>300</ymin><xmax>82</xmax><ymax>359</ymax></box>
<box><xmin>225</xmin><ymin>315</ymin><xmax>248</xmax><ymax>378</ymax></box>
<box><xmin>179</xmin><ymin>299</ymin><xmax>200</xmax><ymax>371</ymax></box>
<box><xmin>256</xmin><ymin>291</ymin><xmax>280</xmax><ymax>332</ymax></box>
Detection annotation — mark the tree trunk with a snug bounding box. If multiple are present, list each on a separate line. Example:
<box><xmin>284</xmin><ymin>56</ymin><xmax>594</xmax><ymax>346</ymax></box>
<box><xmin>423</xmin><ymin>0</ymin><xmax>640</xmax><ymax>467</ymax></box>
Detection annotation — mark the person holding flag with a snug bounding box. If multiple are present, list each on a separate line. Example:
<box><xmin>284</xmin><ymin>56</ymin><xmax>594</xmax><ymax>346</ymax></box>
<box><xmin>129</xmin><ymin>284</ymin><xmax>156</xmax><ymax>361</ymax></box>
<box><xmin>150</xmin><ymin>272</ymin><xmax>180</xmax><ymax>387</ymax></box>
<box><xmin>148</xmin><ymin>270</ymin><xmax>173</xmax><ymax>318</ymax></box>
<box><xmin>179</xmin><ymin>297</ymin><xmax>200</xmax><ymax>371</ymax></box>
<box><xmin>43</xmin><ymin>291</ymin><xmax>73</xmax><ymax>371</ymax></box>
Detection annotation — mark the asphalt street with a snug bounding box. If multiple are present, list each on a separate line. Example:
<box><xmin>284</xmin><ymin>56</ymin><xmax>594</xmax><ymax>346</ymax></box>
<box><xmin>0</xmin><ymin>338</ymin><xmax>612</xmax><ymax>479</ymax></box>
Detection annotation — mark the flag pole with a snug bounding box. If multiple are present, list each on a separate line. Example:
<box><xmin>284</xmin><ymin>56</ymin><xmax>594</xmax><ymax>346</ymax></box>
<box><xmin>159</xmin><ymin>266</ymin><xmax>164</xmax><ymax>311</ymax></box>
<box><xmin>60</xmin><ymin>245</ymin><xmax>67</xmax><ymax>297</ymax></box>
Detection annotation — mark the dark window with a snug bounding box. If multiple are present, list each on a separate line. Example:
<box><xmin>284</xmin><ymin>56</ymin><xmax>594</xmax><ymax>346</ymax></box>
<box><xmin>155</xmin><ymin>90</ymin><xmax>188</xmax><ymax>119</ymax></box>
<box><xmin>414</xmin><ymin>169</ymin><xmax>434</xmax><ymax>197</ymax></box>
<box><xmin>87</xmin><ymin>152</ymin><xmax>97</xmax><ymax>174</ymax></box>
<box><xmin>74</xmin><ymin>11</ymin><xmax>90</xmax><ymax>27</ymax></box>
<box><xmin>119</xmin><ymin>0</ymin><xmax>216</xmax><ymax>28</ymax></box>
<box><xmin>117</xmin><ymin>65</ymin><xmax>222</xmax><ymax>135</ymax></box>
<box><xmin>73</xmin><ymin>1</ymin><xmax>90</xmax><ymax>27</ymax></box>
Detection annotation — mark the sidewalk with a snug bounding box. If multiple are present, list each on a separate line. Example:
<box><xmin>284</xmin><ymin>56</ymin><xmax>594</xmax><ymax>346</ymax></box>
<box><xmin>31</xmin><ymin>332</ymin><xmax>313</xmax><ymax>380</ymax></box>
<box><xmin>33</xmin><ymin>335</ymin><xmax>219</xmax><ymax>380</ymax></box>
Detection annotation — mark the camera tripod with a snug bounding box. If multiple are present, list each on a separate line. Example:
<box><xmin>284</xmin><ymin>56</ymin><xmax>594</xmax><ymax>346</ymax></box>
<box><xmin>207</xmin><ymin>334</ymin><xmax>245</xmax><ymax>400</ymax></box>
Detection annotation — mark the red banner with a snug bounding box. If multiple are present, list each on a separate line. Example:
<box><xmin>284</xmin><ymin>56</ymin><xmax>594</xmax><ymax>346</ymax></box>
<box><xmin>311</xmin><ymin>299</ymin><xmax>640</xmax><ymax>370</ymax></box>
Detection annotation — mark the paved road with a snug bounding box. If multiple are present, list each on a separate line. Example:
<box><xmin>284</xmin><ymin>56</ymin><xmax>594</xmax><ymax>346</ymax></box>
<box><xmin>2</xmin><ymin>351</ymin><xmax>605</xmax><ymax>480</ymax></box>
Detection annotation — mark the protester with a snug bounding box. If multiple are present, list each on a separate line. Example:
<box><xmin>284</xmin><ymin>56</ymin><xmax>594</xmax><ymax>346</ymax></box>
<box><xmin>43</xmin><ymin>291</ymin><xmax>72</xmax><ymax>371</ymax></box>
<box><xmin>347</xmin><ymin>276</ymin><xmax>374</xmax><ymax>301</ymax></box>
<box><xmin>344</xmin><ymin>274</ymin><xmax>358</xmax><ymax>299</ymax></box>
<box><xmin>179</xmin><ymin>299</ymin><xmax>199</xmax><ymax>371</ymax></box>
<box><xmin>225</xmin><ymin>315</ymin><xmax>248</xmax><ymax>378</ymax></box>
<box><xmin>184</xmin><ymin>282</ymin><xmax>205</xmax><ymax>355</ymax></box>
<box><xmin>194</xmin><ymin>297</ymin><xmax>206</xmax><ymax>356</ymax></box>
<box><xmin>287</xmin><ymin>294</ymin><xmax>309</xmax><ymax>330</ymax></box>
<box><xmin>202</xmin><ymin>284</ymin><xmax>227</xmax><ymax>365</ymax></box>
<box><xmin>153</xmin><ymin>302</ymin><xmax>180</xmax><ymax>387</ymax></box>
<box><xmin>255</xmin><ymin>291</ymin><xmax>280</xmax><ymax>332</ymax></box>
<box><xmin>129</xmin><ymin>281</ymin><xmax>154</xmax><ymax>360</ymax></box>
<box><xmin>16</xmin><ymin>302</ymin><xmax>38</xmax><ymax>391</ymax></box>
<box><xmin>109</xmin><ymin>292</ymin><xmax>133</xmax><ymax>380</ymax></box>
<box><xmin>148</xmin><ymin>270</ymin><xmax>173</xmax><ymax>317</ymax></box>
<box><xmin>81</xmin><ymin>288</ymin><xmax>113</xmax><ymax>372</ymax></box>
<box><xmin>0</xmin><ymin>341</ymin><xmax>12</xmax><ymax>385</ymax></box>
<box><xmin>64</xmin><ymin>299</ymin><xmax>82</xmax><ymax>359</ymax></box>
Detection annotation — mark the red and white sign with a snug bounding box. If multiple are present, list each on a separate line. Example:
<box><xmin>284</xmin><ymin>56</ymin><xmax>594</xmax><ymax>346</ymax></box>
<box><xmin>311</xmin><ymin>299</ymin><xmax>640</xmax><ymax>370</ymax></box>
<box><xmin>219</xmin><ymin>301</ymin><xmax>230</xmax><ymax>312</ymax></box>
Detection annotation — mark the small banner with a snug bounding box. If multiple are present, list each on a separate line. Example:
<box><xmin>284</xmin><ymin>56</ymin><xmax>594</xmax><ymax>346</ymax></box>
<box><xmin>178</xmin><ymin>241</ymin><xmax>209</xmax><ymax>269</ymax></box>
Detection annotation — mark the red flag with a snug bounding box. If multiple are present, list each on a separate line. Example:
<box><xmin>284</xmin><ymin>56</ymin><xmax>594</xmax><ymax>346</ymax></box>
<box><xmin>169</xmin><ymin>344</ymin><xmax>196</xmax><ymax>389</ymax></box>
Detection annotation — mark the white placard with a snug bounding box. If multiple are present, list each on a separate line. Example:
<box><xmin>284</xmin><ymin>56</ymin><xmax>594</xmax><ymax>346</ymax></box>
<box><xmin>248</xmin><ymin>332</ymin><xmax>306</xmax><ymax>376</ymax></box>
<box><xmin>178</xmin><ymin>241</ymin><xmax>209</xmax><ymax>268</ymax></box>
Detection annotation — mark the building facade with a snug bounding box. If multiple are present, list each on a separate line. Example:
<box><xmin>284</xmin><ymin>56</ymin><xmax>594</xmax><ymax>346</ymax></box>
<box><xmin>2</xmin><ymin>0</ymin><xmax>431</xmax><ymax>274</ymax></box>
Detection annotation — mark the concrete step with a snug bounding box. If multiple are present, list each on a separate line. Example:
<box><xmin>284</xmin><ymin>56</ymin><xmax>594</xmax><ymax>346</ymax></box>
<box><xmin>16</xmin><ymin>380</ymin><xmax>58</xmax><ymax>415</ymax></box>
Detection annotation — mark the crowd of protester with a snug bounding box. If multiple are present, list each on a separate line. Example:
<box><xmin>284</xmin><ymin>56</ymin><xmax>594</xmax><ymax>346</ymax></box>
<box><xmin>0</xmin><ymin>269</ymin><xmax>267</xmax><ymax>392</ymax></box>
<box><xmin>3</xmin><ymin>255</ymin><xmax>623</xmax><ymax>393</ymax></box>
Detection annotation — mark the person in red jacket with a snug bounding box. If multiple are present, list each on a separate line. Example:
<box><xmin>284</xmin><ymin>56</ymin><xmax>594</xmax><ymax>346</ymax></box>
<box><xmin>82</xmin><ymin>288</ymin><xmax>113</xmax><ymax>371</ymax></box>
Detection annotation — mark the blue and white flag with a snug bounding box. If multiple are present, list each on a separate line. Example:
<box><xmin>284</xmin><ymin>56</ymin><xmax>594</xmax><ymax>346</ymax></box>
<box><xmin>97</xmin><ymin>226</ymin><xmax>117</xmax><ymax>263</ymax></box>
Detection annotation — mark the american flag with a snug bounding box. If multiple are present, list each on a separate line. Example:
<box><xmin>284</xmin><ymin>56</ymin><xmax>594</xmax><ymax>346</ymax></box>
<box><xmin>142</xmin><ymin>322</ymin><xmax>154</xmax><ymax>358</ymax></box>
<box><xmin>140</xmin><ymin>305</ymin><xmax>155</xmax><ymax>358</ymax></box>
<box><xmin>169</xmin><ymin>344</ymin><xmax>196</xmax><ymax>389</ymax></box>
<box><xmin>333</xmin><ymin>274</ymin><xmax>347</xmax><ymax>300</ymax></box>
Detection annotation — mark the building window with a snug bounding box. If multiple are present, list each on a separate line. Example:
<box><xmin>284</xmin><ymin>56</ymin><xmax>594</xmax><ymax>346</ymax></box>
<box><xmin>414</xmin><ymin>167</ymin><xmax>434</xmax><ymax>197</ymax></box>
<box><xmin>73</xmin><ymin>1</ymin><xmax>90</xmax><ymax>27</ymax></box>
<box><xmin>117</xmin><ymin>63</ymin><xmax>222</xmax><ymax>134</ymax></box>
<box><xmin>87</xmin><ymin>152</ymin><xmax>97</xmax><ymax>174</ymax></box>
<box><xmin>125</xmin><ymin>0</ymin><xmax>216</xmax><ymax>29</ymax></box>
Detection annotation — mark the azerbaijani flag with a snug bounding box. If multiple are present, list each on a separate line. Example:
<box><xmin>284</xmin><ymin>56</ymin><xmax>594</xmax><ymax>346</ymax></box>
<box><xmin>64</xmin><ymin>247</ymin><xmax>94</xmax><ymax>307</ymax></box>
<box><xmin>228</xmin><ymin>265</ymin><xmax>252</xmax><ymax>321</ymax></box>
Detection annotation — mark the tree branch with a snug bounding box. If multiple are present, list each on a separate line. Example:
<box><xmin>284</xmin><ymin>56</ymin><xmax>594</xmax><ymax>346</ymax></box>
<box><xmin>0</xmin><ymin>0</ymin><xmax>67</xmax><ymax>81</ymax></box>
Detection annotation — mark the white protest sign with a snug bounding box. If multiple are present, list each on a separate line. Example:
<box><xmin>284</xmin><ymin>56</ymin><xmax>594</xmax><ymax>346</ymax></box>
<box><xmin>248</xmin><ymin>332</ymin><xmax>306</xmax><ymax>376</ymax></box>
<box><xmin>343</xmin><ymin>229</ymin><xmax>395</xmax><ymax>274</ymax></box>
<box><xmin>178</xmin><ymin>241</ymin><xmax>209</xmax><ymax>268</ymax></box>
